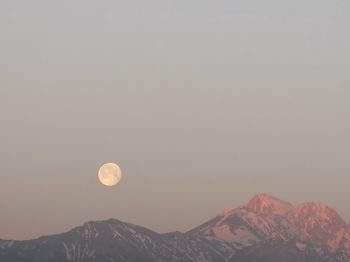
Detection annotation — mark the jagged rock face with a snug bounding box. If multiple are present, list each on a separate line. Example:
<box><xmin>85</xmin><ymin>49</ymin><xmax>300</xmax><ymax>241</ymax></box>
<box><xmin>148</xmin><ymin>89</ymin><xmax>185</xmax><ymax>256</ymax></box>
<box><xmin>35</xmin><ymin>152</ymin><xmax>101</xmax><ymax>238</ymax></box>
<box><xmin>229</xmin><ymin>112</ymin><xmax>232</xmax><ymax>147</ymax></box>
<box><xmin>332</xmin><ymin>227</ymin><xmax>350</xmax><ymax>261</ymax></box>
<box><xmin>0</xmin><ymin>194</ymin><xmax>349</xmax><ymax>262</ymax></box>
<box><xmin>286</xmin><ymin>203</ymin><xmax>346</xmax><ymax>250</ymax></box>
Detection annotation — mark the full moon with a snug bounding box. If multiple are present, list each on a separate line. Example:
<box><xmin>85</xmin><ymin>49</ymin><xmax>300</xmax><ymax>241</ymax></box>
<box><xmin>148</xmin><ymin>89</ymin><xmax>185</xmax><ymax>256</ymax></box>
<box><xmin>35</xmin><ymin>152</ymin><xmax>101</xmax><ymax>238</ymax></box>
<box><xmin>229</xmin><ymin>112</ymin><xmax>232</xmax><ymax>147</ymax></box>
<box><xmin>98</xmin><ymin>163</ymin><xmax>122</xmax><ymax>186</ymax></box>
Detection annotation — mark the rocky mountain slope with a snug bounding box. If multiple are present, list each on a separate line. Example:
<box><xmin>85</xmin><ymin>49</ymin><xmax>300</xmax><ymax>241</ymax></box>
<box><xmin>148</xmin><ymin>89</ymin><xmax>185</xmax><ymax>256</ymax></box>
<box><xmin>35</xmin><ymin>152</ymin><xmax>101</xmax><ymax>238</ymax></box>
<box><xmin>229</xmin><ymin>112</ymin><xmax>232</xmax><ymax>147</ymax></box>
<box><xmin>1</xmin><ymin>194</ymin><xmax>349</xmax><ymax>261</ymax></box>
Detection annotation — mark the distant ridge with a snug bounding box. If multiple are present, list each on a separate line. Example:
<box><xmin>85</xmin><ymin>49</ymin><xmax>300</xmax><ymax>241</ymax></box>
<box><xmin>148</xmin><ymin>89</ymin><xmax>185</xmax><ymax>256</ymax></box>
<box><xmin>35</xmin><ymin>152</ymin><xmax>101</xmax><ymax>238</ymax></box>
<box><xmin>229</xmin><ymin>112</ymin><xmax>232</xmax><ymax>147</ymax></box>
<box><xmin>1</xmin><ymin>193</ymin><xmax>349</xmax><ymax>261</ymax></box>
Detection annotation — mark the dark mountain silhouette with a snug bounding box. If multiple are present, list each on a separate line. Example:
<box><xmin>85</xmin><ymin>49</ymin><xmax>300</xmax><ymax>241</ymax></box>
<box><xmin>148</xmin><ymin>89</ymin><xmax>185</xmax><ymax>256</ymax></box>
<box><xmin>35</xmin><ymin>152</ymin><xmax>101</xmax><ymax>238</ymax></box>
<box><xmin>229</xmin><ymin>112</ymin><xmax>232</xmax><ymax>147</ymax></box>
<box><xmin>1</xmin><ymin>194</ymin><xmax>349</xmax><ymax>261</ymax></box>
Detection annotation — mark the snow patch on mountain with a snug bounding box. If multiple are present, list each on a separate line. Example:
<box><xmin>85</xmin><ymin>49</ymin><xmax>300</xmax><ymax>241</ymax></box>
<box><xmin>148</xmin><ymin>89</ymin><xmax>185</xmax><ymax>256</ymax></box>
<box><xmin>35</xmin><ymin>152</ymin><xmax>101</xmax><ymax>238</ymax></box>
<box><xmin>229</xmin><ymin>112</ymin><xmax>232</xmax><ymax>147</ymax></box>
<box><xmin>213</xmin><ymin>225</ymin><xmax>259</xmax><ymax>246</ymax></box>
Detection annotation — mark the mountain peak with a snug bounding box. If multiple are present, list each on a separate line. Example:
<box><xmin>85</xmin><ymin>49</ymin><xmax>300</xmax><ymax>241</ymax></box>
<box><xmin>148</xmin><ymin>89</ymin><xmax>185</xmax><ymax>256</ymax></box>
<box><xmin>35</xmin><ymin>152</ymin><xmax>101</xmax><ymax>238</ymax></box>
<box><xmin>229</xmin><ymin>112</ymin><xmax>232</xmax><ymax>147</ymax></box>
<box><xmin>1</xmin><ymin>194</ymin><xmax>350</xmax><ymax>261</ymax></box>
<box><xmin>246</xmin><ymin>193</ymin><xmax>293</xmax><ymax>215</ymax></box>
<box><xmin>286</xmin><ymin>202</ymin><xmax>346</xmax><ymax>250</ymax></box>
<box><xmin>288</xmin><ymin>202</ymin><xmax>345</xmax><ymax>223</ymax></box>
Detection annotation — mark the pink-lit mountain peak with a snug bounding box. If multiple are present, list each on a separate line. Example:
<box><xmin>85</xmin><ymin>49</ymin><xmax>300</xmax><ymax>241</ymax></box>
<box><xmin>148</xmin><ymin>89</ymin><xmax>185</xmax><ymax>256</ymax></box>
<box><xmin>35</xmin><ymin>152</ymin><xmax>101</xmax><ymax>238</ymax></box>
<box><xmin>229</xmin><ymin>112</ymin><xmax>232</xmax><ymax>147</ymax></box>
<box><xmin>189</xmin><ymin>194</ymin><xmax>350</xmax><ymax>255</ymax></box>
<box><xmin>286</xmin><ymin>202</ymin><xmax>346</xmax><ymax>248</ymax></box>
<box><xmin>246</xmin><ymin>193</ymin><xmax>293</xmax><ymax>215</ymax></box>
<box><xmin>3</xmin><ymin>193</ymin><xmax>350</xmax><ymax>261</ymax></box>
<box><xmin>287</xmin><ymin>202</ymin><xmax>346</xmax><ymax>227</ymax></box>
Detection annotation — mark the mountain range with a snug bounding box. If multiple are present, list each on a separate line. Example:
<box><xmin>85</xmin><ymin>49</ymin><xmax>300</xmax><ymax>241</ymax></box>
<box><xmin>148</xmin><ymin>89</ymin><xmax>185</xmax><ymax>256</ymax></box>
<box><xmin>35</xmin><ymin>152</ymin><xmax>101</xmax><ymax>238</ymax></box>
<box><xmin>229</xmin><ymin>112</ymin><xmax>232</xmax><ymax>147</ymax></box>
<box><xmin>1</xmin><ymin>193</ymin><xmax>350</xmax><ymax>261</ymax></box>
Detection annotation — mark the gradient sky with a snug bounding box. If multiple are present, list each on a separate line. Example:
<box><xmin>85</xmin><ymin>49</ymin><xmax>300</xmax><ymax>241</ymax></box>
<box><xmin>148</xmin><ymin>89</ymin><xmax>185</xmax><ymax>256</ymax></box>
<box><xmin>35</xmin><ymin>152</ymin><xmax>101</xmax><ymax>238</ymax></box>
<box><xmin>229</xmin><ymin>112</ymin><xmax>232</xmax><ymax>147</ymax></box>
<box><xmin>1</xmin><ymin>0</ymin><xmax>350</xmax><ymax>240</ymax></box>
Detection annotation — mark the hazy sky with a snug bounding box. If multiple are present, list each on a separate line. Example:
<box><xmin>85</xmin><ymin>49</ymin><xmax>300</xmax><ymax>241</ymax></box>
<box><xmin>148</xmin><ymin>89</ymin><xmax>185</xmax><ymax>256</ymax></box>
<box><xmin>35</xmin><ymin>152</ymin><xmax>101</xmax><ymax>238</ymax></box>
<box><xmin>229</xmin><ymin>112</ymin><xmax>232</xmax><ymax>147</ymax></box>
<box><xmin>1</xmin><ymin>1</ymin><xmax>350</xmax><ymax>240</ymax></box>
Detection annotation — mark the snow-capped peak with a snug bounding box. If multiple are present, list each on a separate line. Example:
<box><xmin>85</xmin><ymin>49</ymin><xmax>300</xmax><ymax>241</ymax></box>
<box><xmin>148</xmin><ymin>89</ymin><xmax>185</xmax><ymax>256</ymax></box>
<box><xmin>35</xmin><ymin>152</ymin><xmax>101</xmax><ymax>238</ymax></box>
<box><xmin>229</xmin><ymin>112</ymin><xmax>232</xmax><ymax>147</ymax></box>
<box><xmin>246</xmin><ymin>193</ymin><xmax>293</xmax><ymax>215</ymax></box>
